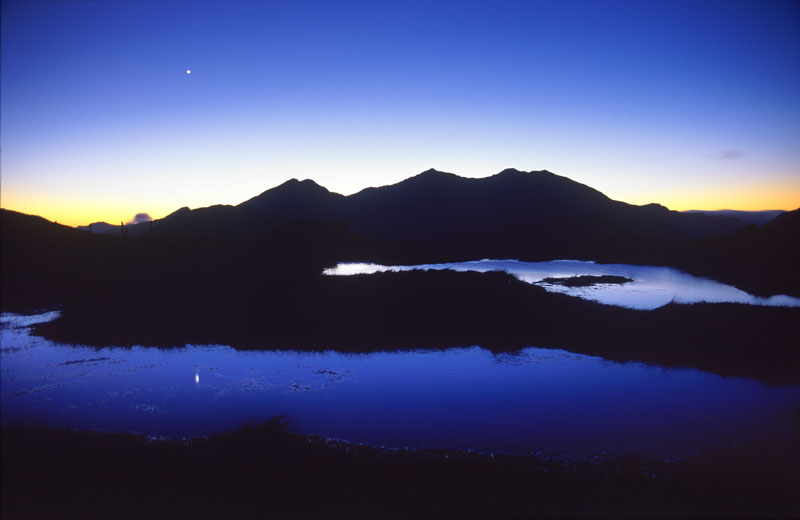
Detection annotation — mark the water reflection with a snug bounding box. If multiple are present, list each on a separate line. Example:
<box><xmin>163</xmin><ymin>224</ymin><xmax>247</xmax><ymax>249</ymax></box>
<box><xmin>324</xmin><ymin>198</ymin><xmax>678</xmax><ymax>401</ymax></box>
<box><xmin>324</xmin><ymin>259</ymin><xmax>800</xmax><ymax>309</ymax></box>
<box><xmin>2</xmin><ymin>312</ymin><xmax>799</xmax><ymax>458</ymax></box>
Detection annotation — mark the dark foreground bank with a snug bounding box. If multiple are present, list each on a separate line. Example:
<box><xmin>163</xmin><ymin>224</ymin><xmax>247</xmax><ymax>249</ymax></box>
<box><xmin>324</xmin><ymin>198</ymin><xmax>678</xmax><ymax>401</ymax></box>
<box><xmin>2</xmin><ymin>421</ymin><xmax>799</xmax><ymax>519</ymax></box>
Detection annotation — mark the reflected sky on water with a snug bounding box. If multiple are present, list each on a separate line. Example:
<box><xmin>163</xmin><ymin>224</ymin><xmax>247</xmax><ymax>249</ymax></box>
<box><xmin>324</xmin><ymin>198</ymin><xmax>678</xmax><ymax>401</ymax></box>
<box><xmin>324</xmin><ymin>259</ymin><xmax>800</xmax><ymax>310</ymax></box>
<box><xmin>2</xmin><ymin>312</ymin><xmax>799</xmax><ymax>457</ymax></box>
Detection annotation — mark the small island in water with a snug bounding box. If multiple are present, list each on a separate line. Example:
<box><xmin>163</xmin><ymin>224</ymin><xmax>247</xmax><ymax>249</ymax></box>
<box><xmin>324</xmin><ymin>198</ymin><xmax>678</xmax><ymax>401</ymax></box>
<box><xmin>540</xmin><ymin>275</ymin><xmax>634</xmax><ymax>287</ymax></box>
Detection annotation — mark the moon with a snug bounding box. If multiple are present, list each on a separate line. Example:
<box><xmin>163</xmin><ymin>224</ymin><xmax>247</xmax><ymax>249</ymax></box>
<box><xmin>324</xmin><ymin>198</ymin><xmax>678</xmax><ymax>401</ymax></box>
<box><xmin>186</xmin><ymin>69</ymin><xmax>192</xmax><ymax>75</ymax></box>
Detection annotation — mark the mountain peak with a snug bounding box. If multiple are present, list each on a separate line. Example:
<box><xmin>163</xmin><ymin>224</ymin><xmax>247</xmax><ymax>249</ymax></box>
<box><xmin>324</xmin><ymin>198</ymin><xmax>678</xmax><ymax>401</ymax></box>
<box><xmin>641</xmin><ymin>203</ymin><xmax>670</xmax><ymax>213</ymax></box>
<box><xmin>409</xmin><ymin>168</ymin><xmax>459</xmax><ymax>182</ymax></box>
<box><xmin>274</xmin><ymin>178</ymin><xmax>325</xmax><ymax>190</ymax></box>
<box><xmin>494</xmin><ymin>168</ymin><xmax>558</xmax><ymax>178</ymax></box>
<box><xmin>496</xmin><ymin>168</ymin><xmax>524</xmax><ymax>175</ymax></box>
<box><xmin>237</xmin><ymin>177</ymin><xmax>342</xmax><ymax>212</ymax></box>
<box><xmin>251</xmin><ymin>178</ymin><xmax>334</xmax><ymax>199</ymax></box>
<box><xmin>165</xmin><ymin>207</ymin><xmax>191</xmax><ymax>218</ymax></box>
<box><xmin>417</xmin><ymin>168</ymin><xmax>454</xmax><ymax>177</ymax></box>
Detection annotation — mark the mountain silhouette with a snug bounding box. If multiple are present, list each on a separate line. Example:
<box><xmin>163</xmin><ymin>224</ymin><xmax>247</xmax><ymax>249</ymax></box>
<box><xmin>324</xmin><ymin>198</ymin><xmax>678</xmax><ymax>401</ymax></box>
<box><xmin>682</xmin><ymin>209</ymin><xmax>784</xmax><ymax>226</ymax></box>
<box><xmin>135</xmin><ymin>168</ymin><xmax>745</xmax><ymax>260</ymax></box>
<box><xmin>76</xmin><ymin>221</ymin><xmax>120</xmax><ymax>235</ymax></box>
<box><xmin>77</xmin><ymin>220</ymin><xmax>154</xmax><ymax>238</ymax></box>
<box><xmin>680</xmin><ymin>206</ymin><xmax>800</xmax><ymax>295</ymax></box>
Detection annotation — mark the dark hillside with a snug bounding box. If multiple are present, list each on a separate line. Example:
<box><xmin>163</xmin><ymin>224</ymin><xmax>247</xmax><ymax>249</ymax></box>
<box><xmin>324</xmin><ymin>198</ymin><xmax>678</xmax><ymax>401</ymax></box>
<box><xmin>0</xmin><ymin>209</ymin><xmax>414</xmax><ymax>313</ymax></box>
<box><xmin>675</xmin><ymin>207</ymin><xmax>800</xmax><ymax>296</ymax></box>
<box><xmin>120</xmin><ymin>169</ymin><xmax>745</xmax><ymax>259</ymax></box>
<box><xmin>683</xmin><ymin>209</ymin><xmax>784</xmax><ymax>226</ymax></box>
<box><xmin>342</xmin><ymin>168</ymin><xmax>744</xmax><ymax>259</ymax></box>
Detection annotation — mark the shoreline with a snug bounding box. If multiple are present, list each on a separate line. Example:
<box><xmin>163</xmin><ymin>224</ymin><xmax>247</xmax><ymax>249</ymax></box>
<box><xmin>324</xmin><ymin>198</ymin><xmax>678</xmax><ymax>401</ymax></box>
<box><xmin>21</xmin><ymin>270</ymin><xmax>800</xmax><ymax>385</ymax></box>
<box><xmin>3</xmin><ymin>421</ymin><xmax>798</xmax><ymax>519</ymax></box>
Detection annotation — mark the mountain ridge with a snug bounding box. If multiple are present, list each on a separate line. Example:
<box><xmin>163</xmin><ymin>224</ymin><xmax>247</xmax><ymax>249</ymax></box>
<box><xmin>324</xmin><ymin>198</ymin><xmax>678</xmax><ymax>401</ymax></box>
<box><xmin>682</xmin><ymin>209</ymin><xmax>785</xmax><ymax>226</ymax></box>
<box><xmin>112</xmin><ymin>168</ymin><xmax>746</xmax><ymax>259</ymax></box>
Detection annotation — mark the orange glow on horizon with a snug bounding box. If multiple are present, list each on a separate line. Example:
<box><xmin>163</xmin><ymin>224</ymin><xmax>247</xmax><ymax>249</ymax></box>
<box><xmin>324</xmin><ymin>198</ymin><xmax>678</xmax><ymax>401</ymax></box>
<box><xmin>0</xmin><ymin>193</ymin><xmax>174</xmax><ymax>228</ymax></box>
<box><xmin>609</xmin><ymin>178</ymin><xmax>800</xmax><ymax>214</ymax></box>
<box><xmin>661</xmin><ymin>192</ymin><xmax>800</xmax><ymax>213</ymax></box>
<box><xmin>2</xmin><ymin>176</ymin><xmax>798</xmax><ymax>227</ymax></box>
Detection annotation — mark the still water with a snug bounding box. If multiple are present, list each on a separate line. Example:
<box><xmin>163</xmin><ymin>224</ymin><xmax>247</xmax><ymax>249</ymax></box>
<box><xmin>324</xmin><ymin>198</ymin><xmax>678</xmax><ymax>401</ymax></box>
<box><xmin>2</xmin><ymin>312</ymin><xmax>798</xmax><ymax>457</ymax></box>
<box><xmin>324</xmin><ymin>259</ymin><xmax>800</xmax><ymax>310</ymax></box>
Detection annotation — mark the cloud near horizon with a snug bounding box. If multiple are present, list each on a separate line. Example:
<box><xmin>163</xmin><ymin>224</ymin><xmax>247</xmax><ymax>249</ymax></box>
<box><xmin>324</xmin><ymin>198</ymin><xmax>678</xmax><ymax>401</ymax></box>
<box><xmin>718</xmin><ymin>150</ymin><xmax>744</xmax><ymax>160</ymax></box>
<box><xmin>127</xmin><ymin>213</ymin><xmax>152</xmax><ymax>225</ymax></box>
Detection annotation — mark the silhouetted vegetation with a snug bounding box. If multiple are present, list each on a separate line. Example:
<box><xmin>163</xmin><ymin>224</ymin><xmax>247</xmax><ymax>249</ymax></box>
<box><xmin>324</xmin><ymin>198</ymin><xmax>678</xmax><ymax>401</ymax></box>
<box><xmin>2</xmin><ymin>208</ymin><xmax>798</xmax><ymax>384</ymax></box>
<box><xmin>2</xmin><ymin>422</ymin><xmax>798</xmax><ymax>519</ymax></box>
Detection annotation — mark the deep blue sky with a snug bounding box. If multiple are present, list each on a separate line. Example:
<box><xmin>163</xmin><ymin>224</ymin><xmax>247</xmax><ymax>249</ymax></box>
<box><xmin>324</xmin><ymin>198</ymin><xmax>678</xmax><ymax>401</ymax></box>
<box><xmin>2</xmin><ymin>0</ymin><xmax>799</xmax><ymax>225</ymax></box>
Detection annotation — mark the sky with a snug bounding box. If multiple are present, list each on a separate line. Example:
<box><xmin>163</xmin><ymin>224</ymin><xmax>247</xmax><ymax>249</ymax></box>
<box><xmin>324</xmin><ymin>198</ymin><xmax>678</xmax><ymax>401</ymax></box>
<box><xmin>1</xmin><ymin>0</ymin><xmax>799</xmax><ymax>226</ymax></box>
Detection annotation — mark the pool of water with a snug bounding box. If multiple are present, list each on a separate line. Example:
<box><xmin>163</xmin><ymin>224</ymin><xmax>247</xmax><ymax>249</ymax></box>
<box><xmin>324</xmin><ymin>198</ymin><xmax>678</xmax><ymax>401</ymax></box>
<box><xmin>323</xmin><ymin>259</ymin><xmax>800</xmax><ymax>310</ymax></box>
<box><xmin>2</xmin><ymin>312</ymin><xmax>798</xmax><ymax>457</ymax></box>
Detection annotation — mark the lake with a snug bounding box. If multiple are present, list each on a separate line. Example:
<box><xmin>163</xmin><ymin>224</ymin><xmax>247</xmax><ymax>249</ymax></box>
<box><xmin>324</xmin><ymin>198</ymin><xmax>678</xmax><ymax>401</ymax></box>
<box><xmin>323</xmin><ymin>259</ymin><xmax>800</xmax><ymax>309</ymax></box>
<box><xmin>2</xmin><ymin>311</ymin><xmax>798</xmax><ymax>458</ymax></box>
